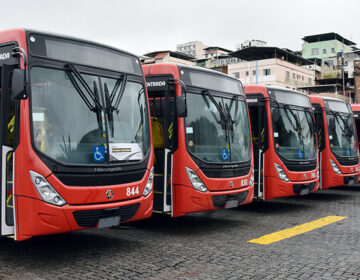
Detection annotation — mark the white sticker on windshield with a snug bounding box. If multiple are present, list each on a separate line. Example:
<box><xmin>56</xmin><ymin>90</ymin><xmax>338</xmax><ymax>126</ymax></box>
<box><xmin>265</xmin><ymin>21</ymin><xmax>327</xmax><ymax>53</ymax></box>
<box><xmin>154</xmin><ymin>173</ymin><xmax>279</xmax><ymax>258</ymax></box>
<box><xmin>274</xmin><ymin>132</ymin><xmax>279</xmax><ymax>138</ymax></box>
<box><xmin>329</xmin><ymin>135</ymin><xmax>333</xmax><ymax>140</ymax></box>
<box><xmin>186</xmin><ymin>127</ymin><xmax>193</xmax><ymax>134</ymax></box>
<box><xmin>109</xmin><ymin>143</ymin><xmax>143</xmax><ymax>161</ymax></box>
<box><xmin>33</xmin><ymin>112</ymin><xmax>44</xmax><ymax>122</ymax></box>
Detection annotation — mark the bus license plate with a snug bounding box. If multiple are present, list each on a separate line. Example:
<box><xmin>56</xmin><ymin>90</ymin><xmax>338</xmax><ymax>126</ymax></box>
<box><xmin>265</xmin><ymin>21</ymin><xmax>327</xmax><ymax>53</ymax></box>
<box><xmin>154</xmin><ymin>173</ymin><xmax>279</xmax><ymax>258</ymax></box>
<box><xmin>98</xmin><ymin>216</ymin><xmax>121</xmax><ymax>229</ymax></box>
<box><xmin>300</xmin><ymin>188</ymin><xmax>309</xmax><ymax>195</ymax></box>
<box><xmin>225</xmin><ymin>200</ymin><xmax>239</xmax><ymax>209</ymax></box>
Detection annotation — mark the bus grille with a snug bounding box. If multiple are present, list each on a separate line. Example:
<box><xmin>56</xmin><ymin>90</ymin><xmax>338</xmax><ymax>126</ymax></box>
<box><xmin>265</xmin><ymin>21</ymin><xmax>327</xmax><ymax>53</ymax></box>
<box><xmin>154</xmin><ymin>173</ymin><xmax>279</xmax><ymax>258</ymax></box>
<box><xmin>344</xmin><ymin>175</ymin><xmax>359</xmax><ymax>185</ymax></box>
<box><xmin>293</xmin><ymin>182</ymin><xmax>316</xmax><ymax>194</ymax></box>
<box><xmin>73</xmin><ymin>203</ymin><xmax>140</xmax><ymax>228</ymax></box>
<box><xmin>212</xmin><ymin>191</ymin><xmax>249</xmax><ymax>208</ymax></box>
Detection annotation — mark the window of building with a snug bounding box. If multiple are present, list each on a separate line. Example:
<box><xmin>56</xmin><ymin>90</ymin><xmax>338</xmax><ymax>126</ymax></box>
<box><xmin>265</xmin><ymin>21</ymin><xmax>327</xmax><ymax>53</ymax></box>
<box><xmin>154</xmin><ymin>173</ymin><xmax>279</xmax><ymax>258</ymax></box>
<box><xmin>234</xmin><ymin>72</ymin><xmax>240</xmax><ymax>79</ymax></box>
<box><xmin>311</xmin><ymin>48</ymin><xmax>319</xmax><ymax>55</ymax></box>
<box><xmin>324</xmin><ymin>60</ymin><xmax>334</xmax><ymax>67</ymax></box>
<box><xmin>297</xmin><ymin>74</ymin><xmax>300</xmax><ymax>79</ymax></box>
<box><xmin>246</xmin><ymin>71</ymin><xmax>249</xmax><ymax>76</ymax></box>
<box><xmin>263</xmin><ymin>69</ymin><xmax>271</xmax><ymax>76</ymax></box>
<box><xmin>323</xmin><ymin>49</ymin><xmax>327</xmax><ymax>54</ymax></box>
<box><xmin>252</xmin><ymin>70</ymin><xmax>256</xmax><ymax>75</ymax></box>
<box><xmin>331</xmin><ymin>48</ymin><xmax>335</xmax><ymax>54</ymax></box>
<box><xmin>286</xmin><ymin>71</ymin><xmax>290</xmax><ymax>78</ymax></box>
<box><xmin>292</xmin><ymin>73</ymin><xmax>295</xmax><ymax>79</ymax></box>
<box><xmin>302</xmin><ymin>76</ymin><xmax>304</xmax><ymax>81</ymax></box>
<box><xmin>308</xmin><ymin>78</ymin><xmax>312</xmax><ymax>85</ymax></box>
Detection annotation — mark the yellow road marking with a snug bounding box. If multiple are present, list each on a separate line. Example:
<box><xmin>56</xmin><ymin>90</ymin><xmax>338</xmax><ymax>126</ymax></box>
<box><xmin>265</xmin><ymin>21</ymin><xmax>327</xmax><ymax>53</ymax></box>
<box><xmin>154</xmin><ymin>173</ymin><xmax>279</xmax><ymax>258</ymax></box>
<box><xmin>248</xmin><ymin>215</ymin><xmax>347</xmax><ymax>245</ymax></box>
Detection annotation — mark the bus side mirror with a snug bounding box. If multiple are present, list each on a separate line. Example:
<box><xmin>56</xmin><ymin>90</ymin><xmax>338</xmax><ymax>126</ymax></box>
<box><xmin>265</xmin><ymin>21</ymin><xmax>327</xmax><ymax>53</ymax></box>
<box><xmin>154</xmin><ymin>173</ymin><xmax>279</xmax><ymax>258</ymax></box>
<box><xmin>12</xmin><ymin>69</ymin><xmax>27</xmax><ymax>100</ymax></box>
<box><xmin>329</xmin><ymin>118</ymin><xmax>335</xmax><ymax>131</ymax></box>
<box><xmin>176</xmin><ymin>96</ymin><xmax>187</xmax><ymax>118</ymax></box>
<box><xmin>272</xmin><ymin>108</ymin><xmax>280</xmax><ymax>123</ymax></box>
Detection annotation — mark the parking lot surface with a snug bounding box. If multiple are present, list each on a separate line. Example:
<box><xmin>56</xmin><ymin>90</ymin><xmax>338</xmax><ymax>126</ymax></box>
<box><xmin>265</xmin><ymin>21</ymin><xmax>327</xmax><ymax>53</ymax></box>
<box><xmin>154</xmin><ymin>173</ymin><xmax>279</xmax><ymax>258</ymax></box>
<box><xmin>1</xmin><ymin>185</ymin><xmax>360</xmax><ymax>280</ymax></box>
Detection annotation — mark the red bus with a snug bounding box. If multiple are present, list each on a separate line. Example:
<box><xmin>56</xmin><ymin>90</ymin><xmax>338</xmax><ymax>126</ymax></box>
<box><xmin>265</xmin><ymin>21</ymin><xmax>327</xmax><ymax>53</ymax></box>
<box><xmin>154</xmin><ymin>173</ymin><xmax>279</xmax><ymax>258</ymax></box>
<box><xmin>310</xmin><ymin>95</ymin><xmax>360</xmax><ymax>188</ymax></box>
<box><xmin>0</xmin><ymin>29</ymin><xmax>153</xmax><ymax>241</ymax></box>
<box><xmin>245</xmin><ymin>86</ymin><xmax>319</xmax><ymax>200</ymax></box>
<box><xmin>143</xmin><ymin>64</ymin><xmax>254</xmax><ymax>217</ymax></box>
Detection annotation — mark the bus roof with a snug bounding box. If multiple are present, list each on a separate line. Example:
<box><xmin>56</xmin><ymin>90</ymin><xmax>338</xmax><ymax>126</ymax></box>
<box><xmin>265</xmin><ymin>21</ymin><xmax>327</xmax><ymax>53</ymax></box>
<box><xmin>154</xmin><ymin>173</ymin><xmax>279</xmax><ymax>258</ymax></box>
<box><xmin>25</xmin><ymin>29</ymin><xmax>139</xmax><ymax>59</ymax></box>
<box><xmin>309</xmin><ymin>94</ymin><xmax>349</xmax><ymax>105</ymax></box>
<box><xmin>144</xmin><ymin>63</ymin><xmax>239</xmax><ymax>81</ymax></box>
<box><xmin>245</xmin><ymin>85</ymin><xmax>308</xmax><ymax>97</ymax></box>
<box><xmin>351</xmin><ymin>104</ymin><xmax>360</xmax><ymax>112</ymax></box>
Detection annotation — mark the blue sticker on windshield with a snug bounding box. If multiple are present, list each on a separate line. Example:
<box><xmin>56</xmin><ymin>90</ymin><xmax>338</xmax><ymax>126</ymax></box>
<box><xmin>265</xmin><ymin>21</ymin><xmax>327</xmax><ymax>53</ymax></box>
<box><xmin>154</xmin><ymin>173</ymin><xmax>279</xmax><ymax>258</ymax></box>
<box><xmin>346</xmin><ymin>148</ymin><xmax>351</xmax><ymax>156</ymax></box>
<box><xmin>298</xmin><ymin>149</ymin><xmax>304</xmax><ymax>159</ymax></box>
<box><xmin>222</xmin><ymin>148</ymin><xmax>229</xmax><ymax>161</ymax></box>
<box><xmin>93</xmin><ymin>146</ymin><xmax>105</xmax><ymax>162</ymax></box>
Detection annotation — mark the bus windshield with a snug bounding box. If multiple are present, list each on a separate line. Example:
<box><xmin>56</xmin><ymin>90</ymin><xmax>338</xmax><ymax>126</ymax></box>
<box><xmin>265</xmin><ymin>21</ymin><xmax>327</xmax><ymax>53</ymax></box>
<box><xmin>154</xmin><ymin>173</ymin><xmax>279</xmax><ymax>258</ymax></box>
<box><xmin>185</xmin><ymin>91</ymin><xmax>251</xmax><ymax>163</ymax></box>
<box><xmin>272</xmin><ymin>105</ymin><xmax>316</xmax><ymax>161</ymax></box>
<box><xmin>30</xmin><ymin>66</ymin><xmax>149</xmax><ymax>165</ymax></box>
<box><xmin>326</xmin><ymin>109</ymin><xmax>357</xmax><ymax>157</ymax></box>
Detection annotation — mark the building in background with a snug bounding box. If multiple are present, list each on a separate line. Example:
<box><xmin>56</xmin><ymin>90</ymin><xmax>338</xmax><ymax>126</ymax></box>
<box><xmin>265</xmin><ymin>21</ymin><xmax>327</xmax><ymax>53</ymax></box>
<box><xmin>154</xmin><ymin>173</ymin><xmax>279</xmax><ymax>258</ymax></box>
<box><xmin>176</xmin><ymin>41</ymin><xmax>207</xmax><ymax>59</ymax></box>
<box><xmin>228</xmin><ymin>46</ymin><xmax>315</xmax><ymax>89</ymax></box>
<box><xmin>302</xmin><ymin>32</ymin><xmax>355</xmax><ymax>60</ymax></box>
<box><xmin>141</xmin><ymin>50</ymin><xmax>195</xmax><ymax>65</ymax></box>
<box><xmin>300</xmin><ymin>33</ymin><xmax>359</xmax><ymax>102</ymax></box>
<box><xmin>195</xmin><ymin>46</ymin><xmax>239</xmax><ymax>74</ymax></box>
<box><xmin>235</xmin><ymin>39</ymin><xmax>266</xmax><ymax>50</ymax></box>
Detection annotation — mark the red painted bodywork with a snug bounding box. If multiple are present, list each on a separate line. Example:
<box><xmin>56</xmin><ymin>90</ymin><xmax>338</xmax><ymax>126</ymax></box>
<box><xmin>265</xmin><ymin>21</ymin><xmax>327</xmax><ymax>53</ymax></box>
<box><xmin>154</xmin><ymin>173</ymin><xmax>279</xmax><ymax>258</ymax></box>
<box><xmin>310</xmin><ymin>95</ymin><xmax>360</xmax><ymax>189</ymax></box>
<box><xmin>245</xmin><ymin>85</ymin><xmax>319</xmax><ymax>200</ymax></box>
<box><xmin>0</xmin><ymin>29</ymin><xmax>154</xmax><ymax>241</ymax></box>
<box><xmin>143</xmin><ymin>64</ymin><xmax>254</xmax><ymax>217</ymax></box>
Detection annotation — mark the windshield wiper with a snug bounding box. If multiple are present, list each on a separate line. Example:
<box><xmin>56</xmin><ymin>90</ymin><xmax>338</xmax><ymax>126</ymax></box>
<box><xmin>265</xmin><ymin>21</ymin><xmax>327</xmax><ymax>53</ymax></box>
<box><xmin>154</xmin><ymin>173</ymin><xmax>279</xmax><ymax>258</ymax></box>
<box><xmin>65</xmin><ymin>63</ymin><xmax>102</xmax><ymax>110</ymax></box>
<box><xmin>201</xmin><ymin>89</ymin><xmax>228</xmax><ymax>128</ymax></box>
<box><xmin>284</xmin><ymin>105</ymin><xmax>301</xmax><ymax>132</ymax></box>
<box><xmin>335</xmin><ymin>112</ymin><xmax>353</xmax><ymax>137</ymax></box>
<box><xmin>227</xmin><ymin>95</ymin><xmax>239</xmax><ymax>125</ymax></box>
<box><xmin>104</xmin><ymin>83</ymin><xmax>114</xmax><ymax>137</ymax></box>
<box><xmin>112</xmin><ymin>75</ymin><xmax>128</xmax><ymax>112</ymax></box>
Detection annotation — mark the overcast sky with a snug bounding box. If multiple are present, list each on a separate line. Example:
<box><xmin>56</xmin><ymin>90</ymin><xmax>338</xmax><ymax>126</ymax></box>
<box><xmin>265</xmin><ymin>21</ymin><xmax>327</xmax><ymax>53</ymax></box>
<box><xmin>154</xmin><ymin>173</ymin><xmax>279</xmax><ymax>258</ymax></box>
<box><xmin>1</xmin><ymin>0</ymin><xmax>359</xmax><ymax>56</ymax></box>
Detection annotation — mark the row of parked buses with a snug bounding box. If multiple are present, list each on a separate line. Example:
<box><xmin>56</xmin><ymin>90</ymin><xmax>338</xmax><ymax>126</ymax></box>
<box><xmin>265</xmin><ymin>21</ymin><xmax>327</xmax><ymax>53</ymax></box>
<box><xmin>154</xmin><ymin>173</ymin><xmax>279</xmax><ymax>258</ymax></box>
<box><xmin>0</xmin><ymin>29</ymin><xmax>359</xmax><ymax>241</ymax></box>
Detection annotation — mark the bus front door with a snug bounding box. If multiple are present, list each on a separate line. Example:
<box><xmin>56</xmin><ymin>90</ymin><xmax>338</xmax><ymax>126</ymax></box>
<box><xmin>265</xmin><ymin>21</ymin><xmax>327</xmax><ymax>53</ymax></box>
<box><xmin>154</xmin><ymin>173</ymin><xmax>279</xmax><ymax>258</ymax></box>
<box><xmin>247</xmin><ymin>95</ymin><xmax>267</xmax><ymax>199</ymax></box>
<box><xmin>148</xmin><ymin>75</ymin><xmax>177</xmax><ymax>215</ymax></box>
<box><xmin>0</xmin><ymin>59</ymin><xmax>18</xmax><ymax>237</ymax></box>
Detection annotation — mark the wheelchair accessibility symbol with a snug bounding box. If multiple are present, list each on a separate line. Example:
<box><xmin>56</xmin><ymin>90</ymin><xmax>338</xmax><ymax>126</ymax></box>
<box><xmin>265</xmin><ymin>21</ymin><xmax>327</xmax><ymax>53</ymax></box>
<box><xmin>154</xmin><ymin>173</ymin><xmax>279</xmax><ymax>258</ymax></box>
<box><xmin>298</xmin><ymin>149</ymin><xmax>303</xmax><ymax>159</ymax></box>
<box><xmin>93</xmin><ymin>146</ymin><xmax>105</xmax><ymax>162</ymax></box>
<box><xmin>222</xmin><ymin>148</ymin><xmax>229</xmax><ymax>161</ymax></box>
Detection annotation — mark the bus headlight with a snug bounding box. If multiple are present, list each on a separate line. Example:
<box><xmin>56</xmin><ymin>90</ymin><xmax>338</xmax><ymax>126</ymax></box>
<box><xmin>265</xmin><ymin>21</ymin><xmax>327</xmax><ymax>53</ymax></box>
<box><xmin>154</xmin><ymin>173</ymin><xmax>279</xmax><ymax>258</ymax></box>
<box><xmin>142</xmin><ymin>167</ymin><xmax>154</xmax><ymax>197</ymax></box>
<box><xmin>274</xmin><ymin>163</ymin><xmax>290</xmax><ymax>182</ymax></box>
<box><xmin>185</xmin><ymin>167</ymin><xmax>208</xmax><ymax>192</ymax></box>
<box><xmin>249</xmin><ymin>167</ymin><xmax>255</xmax><ymax>186</ymax></box>
<box><xmin>29</xmin><ymin>171</ymin><xmax>66</xmax><ymax>206</ymax></box>
<box><xmin>330</xmin><ymin>160</ymin><xmax>342</xmax><ymax>175</ymax></box>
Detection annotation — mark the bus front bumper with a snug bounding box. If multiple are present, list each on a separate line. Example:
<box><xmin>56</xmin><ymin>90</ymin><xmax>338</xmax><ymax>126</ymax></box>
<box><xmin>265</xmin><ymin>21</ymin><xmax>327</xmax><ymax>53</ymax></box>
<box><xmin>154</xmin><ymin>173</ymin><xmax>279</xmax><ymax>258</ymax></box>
<box><xmin>264</xmin><ymin>177</ymin><xmax>319</xmax><ymax>200</ymax></box>
<box><xmin>173</xmin><ymin>184</ymin><xmax>254</xmax><ymax>217</ymax></box>
<box><xmin>321</xmin><ymin>170</ymin><xmax>360</xmax><ymax>189</ymax></box>
<box><xmin>15</xmin><ymin>193</ymin><xmax>153</xmax><ymax>241</ymax></box>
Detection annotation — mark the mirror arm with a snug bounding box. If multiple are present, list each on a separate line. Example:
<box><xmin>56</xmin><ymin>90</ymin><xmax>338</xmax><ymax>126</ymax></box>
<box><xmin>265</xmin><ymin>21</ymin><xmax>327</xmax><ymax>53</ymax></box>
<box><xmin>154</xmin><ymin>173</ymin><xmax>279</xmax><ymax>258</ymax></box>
<box><xmin>11</xmin><ymin>47</ymin><xmax>28</xmax><ymax>99</ymax></box>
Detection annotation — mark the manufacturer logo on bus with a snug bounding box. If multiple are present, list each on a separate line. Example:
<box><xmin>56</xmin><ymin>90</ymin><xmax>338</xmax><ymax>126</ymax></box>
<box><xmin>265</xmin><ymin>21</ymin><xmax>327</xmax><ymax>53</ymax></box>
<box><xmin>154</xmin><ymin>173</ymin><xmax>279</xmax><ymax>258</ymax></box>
<box><xmin>106</xmin><ymin>190</ymin><xmax>114</xmax><ymax>200</ymax></box>
<box><xmin>229</xmin><ymin>181</ymin><xmax>234</xmax><ymax>188</ymax></box>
